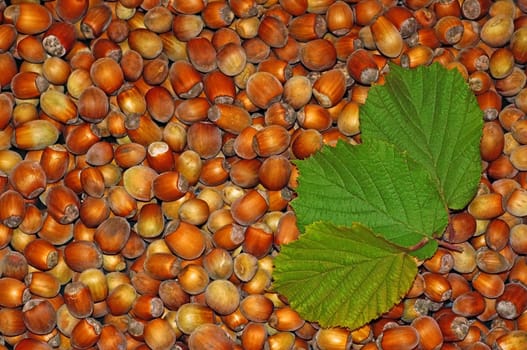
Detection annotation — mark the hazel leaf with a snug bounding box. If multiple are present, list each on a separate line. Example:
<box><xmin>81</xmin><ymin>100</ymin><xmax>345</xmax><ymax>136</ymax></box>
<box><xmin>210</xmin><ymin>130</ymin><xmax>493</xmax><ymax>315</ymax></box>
<box><xmin>273</xmin><ymin>221</ymin><xmax>418</xmax><ymax>330</ymax></box>
<box><xmin>292</xmin><ymin>139</ymin><xmax>448</xmax><ymax>259</ymax></box>
<box><xmin>360</xmin><ymin>63</ymin><xmax>483</xmax><ymax>210</ymax></box>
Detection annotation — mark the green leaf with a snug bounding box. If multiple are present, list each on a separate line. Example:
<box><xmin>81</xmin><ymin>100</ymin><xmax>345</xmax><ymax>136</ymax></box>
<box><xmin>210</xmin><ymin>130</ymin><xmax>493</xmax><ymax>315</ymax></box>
<box><xmin>360</xmin><ymin>63</ymin><xmax>483</xmax><ymax>209</ymax></box>
<box><xmin>273</xmin><ymin>221</ymin><xmax>418</xmax><ymax>330</ymax></box>
<box><xmin>292</xmin><ymin>139</ymin><xmax>448</xmax><ymax>259</ymax></box>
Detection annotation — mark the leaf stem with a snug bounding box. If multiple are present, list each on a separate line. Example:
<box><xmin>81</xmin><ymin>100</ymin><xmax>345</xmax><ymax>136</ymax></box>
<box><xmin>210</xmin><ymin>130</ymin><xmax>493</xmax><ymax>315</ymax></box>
<box><xmin>407</xmin><ymin>237</ymin><xmax>429</xmax><ymax>252</ymax></box>
<box><xmin>437</xmin><ymin>240</ymin><xmax>464</xmax><ymax>252</ymax></box>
